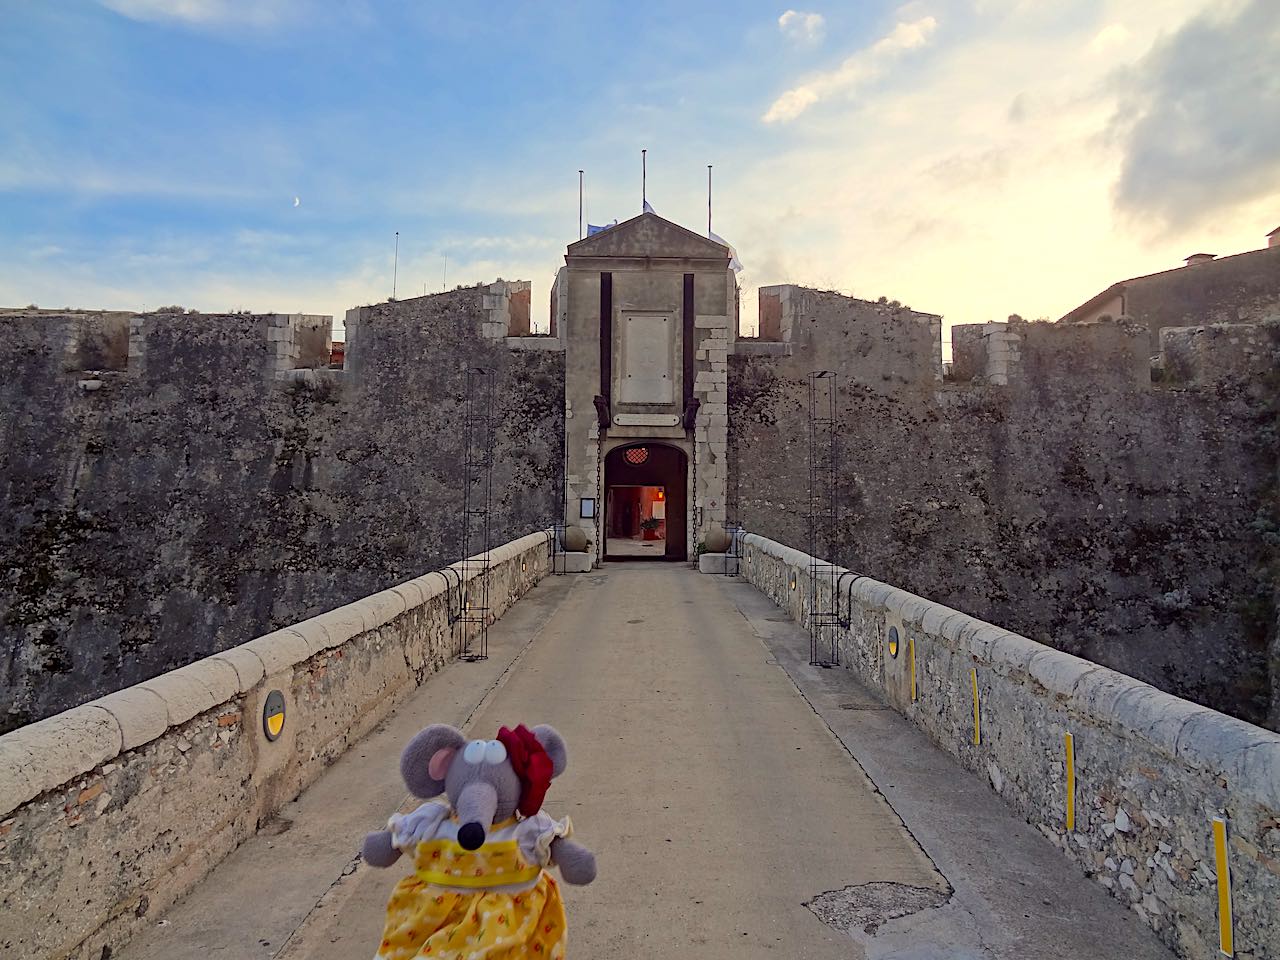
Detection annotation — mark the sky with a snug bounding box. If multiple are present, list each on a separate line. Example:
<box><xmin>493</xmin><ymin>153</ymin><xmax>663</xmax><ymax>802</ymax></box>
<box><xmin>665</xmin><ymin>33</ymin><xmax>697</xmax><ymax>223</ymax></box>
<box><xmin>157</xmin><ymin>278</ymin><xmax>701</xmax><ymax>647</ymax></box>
<box><xmin>1</xmin><ymin>0</ymin><xmax>1276</xmax><ymax>339</ymax></box>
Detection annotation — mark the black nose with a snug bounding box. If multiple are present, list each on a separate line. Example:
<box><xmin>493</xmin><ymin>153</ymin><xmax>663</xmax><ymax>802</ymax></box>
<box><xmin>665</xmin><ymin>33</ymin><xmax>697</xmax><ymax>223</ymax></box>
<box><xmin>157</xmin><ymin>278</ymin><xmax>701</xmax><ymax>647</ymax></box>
<box><xmin>457</xmin><ymin>822</ymin><xmax>486</xmax><ymax>851</ymax></box>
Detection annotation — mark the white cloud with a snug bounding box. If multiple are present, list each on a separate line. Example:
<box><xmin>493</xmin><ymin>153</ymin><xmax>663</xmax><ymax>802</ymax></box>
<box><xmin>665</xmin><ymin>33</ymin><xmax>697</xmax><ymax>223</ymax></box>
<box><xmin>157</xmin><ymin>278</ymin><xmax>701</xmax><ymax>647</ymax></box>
<box><xmin>17</xmin><ymin>0</ymin><xmax>1272</xmax><ymax>350</ymax></box>
<box><xmin>723</xmin><ymin>0</ymin><xmax>1271</xmax><ymax>343</ymax></box>
<box><xmin>778</xmin><ymin>10</ymin><xmax>826</xmax><ymax>45</ymax></box>
<box><xmin>97</xmin><ymin>0</ymin><xmax>295</xmax><ymax>28</ymax></box>
<box><xmin>1110</xmin><ymin>0</ymin><xmax>1280</xmax><ymax>230</ymax></box>
<box><xmin>0</xmin><ymin>157</ymin><xmax>264</xmax><ymax>201</ymax></box>
<box><xmin>1089</xmin><ymin>23</ymin><xmax>1130</xmax><ymax>55</ymax></box>
<box><xmin>0</xmin><ymin>229</ymin><xmax>566</xmax><ymax>336</ymax></box>
<box><xmin>762</xmin><ymin>15</ymin><xmax>938</xmax><ymax>123</ymax></box>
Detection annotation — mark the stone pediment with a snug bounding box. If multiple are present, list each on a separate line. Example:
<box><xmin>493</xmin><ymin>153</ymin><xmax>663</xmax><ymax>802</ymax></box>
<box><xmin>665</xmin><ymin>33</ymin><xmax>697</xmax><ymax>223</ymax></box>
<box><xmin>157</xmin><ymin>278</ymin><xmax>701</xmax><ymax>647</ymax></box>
<box><xmin>567</xmin><ymin>212</ymin><xmax>729</xmax><ymax>262</ymax></box>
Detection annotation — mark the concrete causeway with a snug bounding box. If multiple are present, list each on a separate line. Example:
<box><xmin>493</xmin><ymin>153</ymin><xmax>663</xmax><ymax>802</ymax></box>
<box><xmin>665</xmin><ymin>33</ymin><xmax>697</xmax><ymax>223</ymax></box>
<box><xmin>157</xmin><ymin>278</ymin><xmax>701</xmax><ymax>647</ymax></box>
<box><xmin>116</xmin><ymin>565</ymin><xmax>1174</xmax><ymax>960</ymax></box>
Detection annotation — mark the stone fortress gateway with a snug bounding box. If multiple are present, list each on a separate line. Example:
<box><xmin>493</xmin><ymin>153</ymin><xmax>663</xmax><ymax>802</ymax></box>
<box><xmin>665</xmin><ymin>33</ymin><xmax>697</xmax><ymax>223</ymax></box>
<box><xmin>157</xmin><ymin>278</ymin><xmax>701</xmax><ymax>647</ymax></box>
<box><xmin>557</xmin><ymin>213</ymin><xmax>736</xmax><ymax>563</ymax></box>
<box><xmin>0</xmin><ymin>211</ymin><xmax>1278</xmax><ymax>960</ymax></box>
<box><xmin>0</xmin><ymin>211</ymin><xmax>1277</xmax><ymax>734</ymax></box>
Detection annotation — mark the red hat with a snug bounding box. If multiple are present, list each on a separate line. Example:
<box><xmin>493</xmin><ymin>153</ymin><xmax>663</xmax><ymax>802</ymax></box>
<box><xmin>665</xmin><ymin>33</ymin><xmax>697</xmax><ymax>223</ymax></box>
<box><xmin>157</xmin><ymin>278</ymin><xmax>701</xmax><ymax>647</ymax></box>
<box><xmin>497</xmin><ymin>724</ymin><xmax>554</xmax><ymax>816</ymax></box>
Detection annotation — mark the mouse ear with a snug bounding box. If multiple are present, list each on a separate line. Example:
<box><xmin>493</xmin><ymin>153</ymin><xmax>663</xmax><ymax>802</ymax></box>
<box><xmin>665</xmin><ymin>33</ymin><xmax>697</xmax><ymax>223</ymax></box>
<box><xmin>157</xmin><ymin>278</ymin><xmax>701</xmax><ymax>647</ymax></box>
<box><xmin>401</xmin><ymin>724</ymin><xmax>465</xmax><ymax>797</ymax></box>
<box><xmin>428</xmin><ymin>747</ymin><xmax>455</xmax><ymax>781</ymax></box>
<box><xmin>531</xmin><ymin>724</ymin><xmax>568</xmax><ymax>778</ymax></box>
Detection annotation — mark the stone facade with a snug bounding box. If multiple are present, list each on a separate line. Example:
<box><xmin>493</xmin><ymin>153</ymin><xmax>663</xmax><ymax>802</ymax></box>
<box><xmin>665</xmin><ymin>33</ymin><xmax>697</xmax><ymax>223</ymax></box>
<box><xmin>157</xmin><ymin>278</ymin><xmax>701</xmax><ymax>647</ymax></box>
<box><xmin>741</xmin><ymin>532</ymin><xmax>1279</xmax><ymax>960</ymax></box>
<box><xmin>0</xmin><ymin>290</ymin><xmax>564</xmax><ymax>731</ymax></box>
<box><xmin>692</xmin><ymin>300</ymin><xmax>732</xmax><ymax>535</ymax></box>
<box><xmin>0</xmin><ymin>531</ymin><xmax>552</xmax><ymax>960</ymax></box>
<box><xmin>558</xmin><ymin>213</ymin><xmax>734</xmax><ymax>560</ymax></box>
<box><xmin>730</xmin><ymin>292</ymin><xmax>1279</xmax><ymax>731</ymax></box>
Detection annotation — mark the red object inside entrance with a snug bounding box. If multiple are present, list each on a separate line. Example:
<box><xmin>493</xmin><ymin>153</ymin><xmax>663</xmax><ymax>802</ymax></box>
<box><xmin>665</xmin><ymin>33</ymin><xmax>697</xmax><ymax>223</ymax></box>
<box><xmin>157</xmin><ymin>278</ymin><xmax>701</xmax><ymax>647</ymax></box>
<box><xmin>608</xmin><ymin>485</ymin><xmax>664</xmax><ymax>539</ymax></box>
<box><xmin>603</xmin><ymin>443</ymin><xmax>688</xmax><ymax>561</ymax></box>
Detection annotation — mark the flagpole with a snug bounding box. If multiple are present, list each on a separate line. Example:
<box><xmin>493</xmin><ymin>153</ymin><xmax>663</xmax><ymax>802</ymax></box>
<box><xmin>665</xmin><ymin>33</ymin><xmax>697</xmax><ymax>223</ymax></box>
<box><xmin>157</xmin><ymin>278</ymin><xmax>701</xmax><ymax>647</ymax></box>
<box><xmin>392</xmin><ymin>231</ymin><xmax>399</xmax><ymax>300</ymax></box>
<box><xmin>578</xmin><ymin>170</ymin><xmax>584</xmax><ymax>240</ymax></box>
<box><xmin>642</xmin><ymin>148</ymin><xmax>647</xmax><ymax>210</ymax></box>
<box><xmin>707</xmin><ymin>165</ymin><xmax>713</xmax><ymax>237</ymax></box>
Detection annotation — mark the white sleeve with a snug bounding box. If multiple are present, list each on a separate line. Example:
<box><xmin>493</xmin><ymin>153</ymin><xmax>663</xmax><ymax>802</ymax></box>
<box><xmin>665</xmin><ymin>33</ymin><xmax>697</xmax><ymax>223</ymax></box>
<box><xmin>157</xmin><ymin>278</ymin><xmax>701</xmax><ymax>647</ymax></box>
<box><xmin>516</xmin><ymin>812</ymin><xmax>574</xmax><ymax>866</ymax></box>
<box><xmin>387</xmin><ymin>802</ymin><xmax>450</xmax><ymax>850</ymax></box>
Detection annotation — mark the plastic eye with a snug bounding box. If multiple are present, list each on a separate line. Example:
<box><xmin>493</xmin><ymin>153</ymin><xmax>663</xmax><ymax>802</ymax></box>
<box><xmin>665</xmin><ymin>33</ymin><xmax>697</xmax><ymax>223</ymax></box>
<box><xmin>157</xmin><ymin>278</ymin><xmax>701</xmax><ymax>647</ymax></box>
<box><xmin>463</xmin><ymin>740</ymin><xmax>486</xmax><ymax>764</ymax></box>
<box><xmin>484</xmin><ymin>740</ymin><xmax>508</xmax><ymax>765</ymax></box>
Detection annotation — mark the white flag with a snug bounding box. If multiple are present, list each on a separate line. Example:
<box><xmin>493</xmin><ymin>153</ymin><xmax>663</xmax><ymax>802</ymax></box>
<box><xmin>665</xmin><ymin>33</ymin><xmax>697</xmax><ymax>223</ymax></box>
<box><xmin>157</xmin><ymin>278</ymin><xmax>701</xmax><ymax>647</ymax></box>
<box><xmin>709</xmin><ymin>230</ymin><xmax>744</xmax><ymax>272</ymax></box>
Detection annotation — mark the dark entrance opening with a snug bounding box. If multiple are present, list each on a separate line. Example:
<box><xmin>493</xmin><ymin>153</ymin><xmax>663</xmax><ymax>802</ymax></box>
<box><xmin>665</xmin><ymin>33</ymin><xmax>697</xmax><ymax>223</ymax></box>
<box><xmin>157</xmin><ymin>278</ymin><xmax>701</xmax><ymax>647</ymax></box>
<box><xmin>604</xmin><ymin>443</ymin><xmax>687</xmax><ymax>561</ymax></box>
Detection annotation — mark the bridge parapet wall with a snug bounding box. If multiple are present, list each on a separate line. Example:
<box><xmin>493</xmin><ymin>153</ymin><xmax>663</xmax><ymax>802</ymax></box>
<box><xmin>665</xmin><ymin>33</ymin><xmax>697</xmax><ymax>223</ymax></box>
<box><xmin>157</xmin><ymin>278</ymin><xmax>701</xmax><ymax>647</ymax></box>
<box><xmin>0</xmin><ymin>530</ymin><xmax>554</xmax><ymax>960</ymax></box>
<box><xmin>740</xmin><ymin>532</ymin><xmax>1279</xmax><ymax>960</ymax></box>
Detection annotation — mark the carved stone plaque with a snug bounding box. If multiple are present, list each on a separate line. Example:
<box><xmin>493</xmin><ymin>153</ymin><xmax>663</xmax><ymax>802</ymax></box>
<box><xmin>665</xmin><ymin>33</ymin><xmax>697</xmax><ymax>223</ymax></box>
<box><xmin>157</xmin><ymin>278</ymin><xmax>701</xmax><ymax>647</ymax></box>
<box><xmin>618</xmin><ymin>314</ymin><xmax>673</xmax><ymax>404</ymax></box>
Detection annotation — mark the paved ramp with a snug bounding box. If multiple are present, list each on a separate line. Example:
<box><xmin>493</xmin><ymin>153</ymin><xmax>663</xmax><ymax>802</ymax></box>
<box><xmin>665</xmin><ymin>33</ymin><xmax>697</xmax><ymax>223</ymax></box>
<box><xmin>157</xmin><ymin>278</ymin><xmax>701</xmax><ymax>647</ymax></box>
<box><xmin>121</xmin><ymin>565</ymin><xmax>1173</xmax><ymax>959</ymax></box>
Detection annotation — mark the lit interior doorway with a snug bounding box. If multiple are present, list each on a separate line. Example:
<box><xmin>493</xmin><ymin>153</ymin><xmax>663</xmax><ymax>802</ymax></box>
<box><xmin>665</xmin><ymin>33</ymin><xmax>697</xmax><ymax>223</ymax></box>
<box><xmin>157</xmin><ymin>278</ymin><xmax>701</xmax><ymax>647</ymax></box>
<box><xmin>606</xmin><ymin>485</ymin><xmax>667</xmax><ymax>558</ymax></box>
<box><xmin>603</xmin><ymin>443</ymin><xmax>688</xmax><ymax>561</ymax></box>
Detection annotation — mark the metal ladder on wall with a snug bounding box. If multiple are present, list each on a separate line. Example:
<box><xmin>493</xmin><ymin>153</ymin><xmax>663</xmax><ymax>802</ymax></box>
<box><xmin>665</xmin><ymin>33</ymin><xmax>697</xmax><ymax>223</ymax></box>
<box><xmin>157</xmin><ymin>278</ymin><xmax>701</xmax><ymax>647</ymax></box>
<box><xmin>456</xmin><ymin>367</ymin><xmax>495</xmax><ymax>661</ymax></box>
<box><xmin>544</xmin><ymin>407</ymin><xmax>570</xmax><ymax>575</ymax></box>
<box><xmin>723</xmin><ymin>413</ymin><xmax>743</xmax><ymax>577</ymax></box>
<box><xmin>808</xmin><ymin>370</ymin><xmax>840</xmax><ymax>667</ymax></box>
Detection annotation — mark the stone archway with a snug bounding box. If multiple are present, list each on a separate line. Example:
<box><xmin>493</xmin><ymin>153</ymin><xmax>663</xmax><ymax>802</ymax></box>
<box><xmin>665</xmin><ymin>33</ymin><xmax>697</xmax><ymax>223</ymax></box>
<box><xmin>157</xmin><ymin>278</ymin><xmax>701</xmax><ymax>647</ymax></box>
<box><xmin>603</xmin><ymin>442</ymin><xmax>688</xmax><ymax>561</ymax></box>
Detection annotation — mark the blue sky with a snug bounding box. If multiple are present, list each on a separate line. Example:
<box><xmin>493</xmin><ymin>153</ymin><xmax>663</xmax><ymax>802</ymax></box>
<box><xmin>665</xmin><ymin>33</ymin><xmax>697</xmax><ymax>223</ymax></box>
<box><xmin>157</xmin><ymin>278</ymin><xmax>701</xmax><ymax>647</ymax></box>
<box><xmin>2</xmin><ymin>1</ymin><xmax>1276</xmax><ymax>335</ymax></box>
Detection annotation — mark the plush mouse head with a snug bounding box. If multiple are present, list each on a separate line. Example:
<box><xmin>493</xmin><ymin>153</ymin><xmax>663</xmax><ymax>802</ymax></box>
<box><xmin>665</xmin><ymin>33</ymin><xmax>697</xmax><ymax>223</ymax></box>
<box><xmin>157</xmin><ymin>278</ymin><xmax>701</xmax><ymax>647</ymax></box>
<box><xmin>400</xmin><ymin>723</ymin><xmax>568</xmax><ymax>850</ymax></box>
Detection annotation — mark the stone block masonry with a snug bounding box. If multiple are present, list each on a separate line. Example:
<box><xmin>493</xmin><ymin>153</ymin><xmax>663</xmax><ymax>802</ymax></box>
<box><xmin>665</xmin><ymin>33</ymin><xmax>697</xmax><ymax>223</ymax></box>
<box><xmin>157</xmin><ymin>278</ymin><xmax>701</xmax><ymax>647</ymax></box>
<box><xmin>740</xmin><ymin>532</ymin><xmax>1279</xmax><ymax>960</ymax></box>
<box><xmin>693</xmin><ymin>312</ymin><xmax>731</xmax><ymax>536</ymax></box>
<box><xmin>0</xmin><ymin>530</ymin><xmax>554</xmax><ymax>960</ymax></box>
<box><xmin>480</xmin><ymin>279</ymin><xmax>533</xmax><ymax>339</ymax></box>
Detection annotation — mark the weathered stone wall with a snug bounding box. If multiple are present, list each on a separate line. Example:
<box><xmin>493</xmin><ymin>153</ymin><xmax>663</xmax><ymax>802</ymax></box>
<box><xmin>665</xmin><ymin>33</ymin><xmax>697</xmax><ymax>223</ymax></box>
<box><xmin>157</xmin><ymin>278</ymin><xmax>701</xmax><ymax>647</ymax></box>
<box><xmin>740</xmin><ymin>532</ymin><xmax>1279</xmax><ymax>960</ymax></box>
<box><xmin>0</xmin><ymin>289</ymin><xmax>565</xmax><ymax>732</ymax></box>
<box><xmin>1125</xmin><ymin>245</ymin><xmax>1280</xmax><ymax>353</ymax></box>
<box><xmin>0</xmin><ymin>530</ymin><xmax>553</xmax><ymax>960</ymax></box>
<box><xmin>1160</xmin><ymin>321</ymin><xmax>1280</xmax><ymax>386</ymax></box>
<box><xmin>729</xmin><ymin>295</ymin><xmax>1279</xmax><ymax>730</ymax></box>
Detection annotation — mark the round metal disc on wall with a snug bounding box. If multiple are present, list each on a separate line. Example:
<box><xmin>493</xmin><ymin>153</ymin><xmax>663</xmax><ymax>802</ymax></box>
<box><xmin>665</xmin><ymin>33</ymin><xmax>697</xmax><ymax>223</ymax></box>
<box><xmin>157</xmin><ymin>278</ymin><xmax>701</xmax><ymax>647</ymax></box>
<box><xmin>263</xmin><ymin>690</ymin><xmax>286</xmax><ymax>741</ymax></box>
<box><xmin>887</xmin><ymin>625</ymin><xmax>900</xmax><ymax>659</ymax></box>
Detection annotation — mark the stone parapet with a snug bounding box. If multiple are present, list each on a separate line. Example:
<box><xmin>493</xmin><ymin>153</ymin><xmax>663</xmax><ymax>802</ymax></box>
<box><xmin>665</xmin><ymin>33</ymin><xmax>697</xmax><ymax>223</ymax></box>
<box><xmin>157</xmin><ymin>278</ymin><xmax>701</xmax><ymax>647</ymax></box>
<box><xmin>480</xmin><ymin>280</ymin><xmax>532</xmax><ymax>340</ymax></box>
<box><xmin>1159</xmin><ymin>320</ymin><xmax>1280</xmax><ymax>385</ymax></box>
<box><xmin>949</xmin><ymin>317</ymin><xmax>1152</xmax><ymax>389</ymax></box>
<box><xmin>0</xmin><ymin>530</ymin><xmax>554</xmax><ymax>960</ymax></box>
<box><xmin>739</xmin><ymin>531</ymin><xmax>1279</xmax><ymax>960</ymax></box>
<box><xmin>505</xmin><ymin>335</ymin><xmax>563</xmax><ymax>352</ymax></box>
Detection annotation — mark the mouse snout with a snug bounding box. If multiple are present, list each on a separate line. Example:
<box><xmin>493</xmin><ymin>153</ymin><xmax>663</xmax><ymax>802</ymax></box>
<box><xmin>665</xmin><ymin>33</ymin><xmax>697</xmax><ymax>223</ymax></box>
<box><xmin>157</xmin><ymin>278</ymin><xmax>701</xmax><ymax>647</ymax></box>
<box><xmin>457</xmin><ymin>822</ymin><xmax>486</xmax><ymax>850</ymax></box>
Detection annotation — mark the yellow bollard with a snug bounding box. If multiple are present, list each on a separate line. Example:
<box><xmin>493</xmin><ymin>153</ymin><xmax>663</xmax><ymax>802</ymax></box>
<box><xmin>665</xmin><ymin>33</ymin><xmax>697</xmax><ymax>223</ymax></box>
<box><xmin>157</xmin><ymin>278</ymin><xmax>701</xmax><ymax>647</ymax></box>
<box><xmin>970</xmin><ymin>667</ymin><xmax>981</xmax><ymax>745</ymax></box>
<box><xmin>1212</xmin><ymin>817</ymin><xmax>1234</xmax><ymax>956</ymax></box>
<box><xmin>909</xmin><ymin>636</ymin><xmax>917</xmax><ymax>703</ymax></box>
<box><xmin>1064</xmin><ymin>732</ymin><xmax>1076</xmax><ymax>832</ymax></box>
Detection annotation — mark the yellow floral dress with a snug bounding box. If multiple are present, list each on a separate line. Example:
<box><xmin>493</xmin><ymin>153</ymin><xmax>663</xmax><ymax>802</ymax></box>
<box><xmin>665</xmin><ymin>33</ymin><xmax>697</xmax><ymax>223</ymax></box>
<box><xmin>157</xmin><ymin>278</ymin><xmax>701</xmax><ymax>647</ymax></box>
<box><xmin>375</xmin><ymin>804</ymin><xmax>572</xmax><ymax>959</ymax></box>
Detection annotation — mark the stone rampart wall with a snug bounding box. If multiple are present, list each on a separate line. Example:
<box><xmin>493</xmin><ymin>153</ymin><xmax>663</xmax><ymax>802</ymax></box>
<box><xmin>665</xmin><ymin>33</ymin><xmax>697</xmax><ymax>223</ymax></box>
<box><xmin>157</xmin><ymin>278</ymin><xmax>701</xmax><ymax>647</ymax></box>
<box><xmin>730</xmin><ymin>307</ymin><xmax>1279</xmax><ymax>730</ymax></box>
<box><xmin>740</xmin><ymin>532</ymin><xmax>1279</xmax><ymax>960</ymax></box>
<box><xmin>0</xmin><ymin>288</ymin><xmax>565</xmax><ymax>731</ymax></box>
<box><xmin>0</xmin><ymin>530</ymin><xmax>553</xmax><ymax>960</ymax></box>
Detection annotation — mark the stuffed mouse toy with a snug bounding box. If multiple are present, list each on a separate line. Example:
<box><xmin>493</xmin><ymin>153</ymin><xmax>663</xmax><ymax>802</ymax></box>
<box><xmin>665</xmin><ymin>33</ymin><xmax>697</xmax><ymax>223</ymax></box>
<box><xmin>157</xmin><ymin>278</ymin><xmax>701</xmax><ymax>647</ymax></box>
<box><xmin>362</xmin><ymin>723</ymin><xmax>596</xmax><ymax>959</ymax></box>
